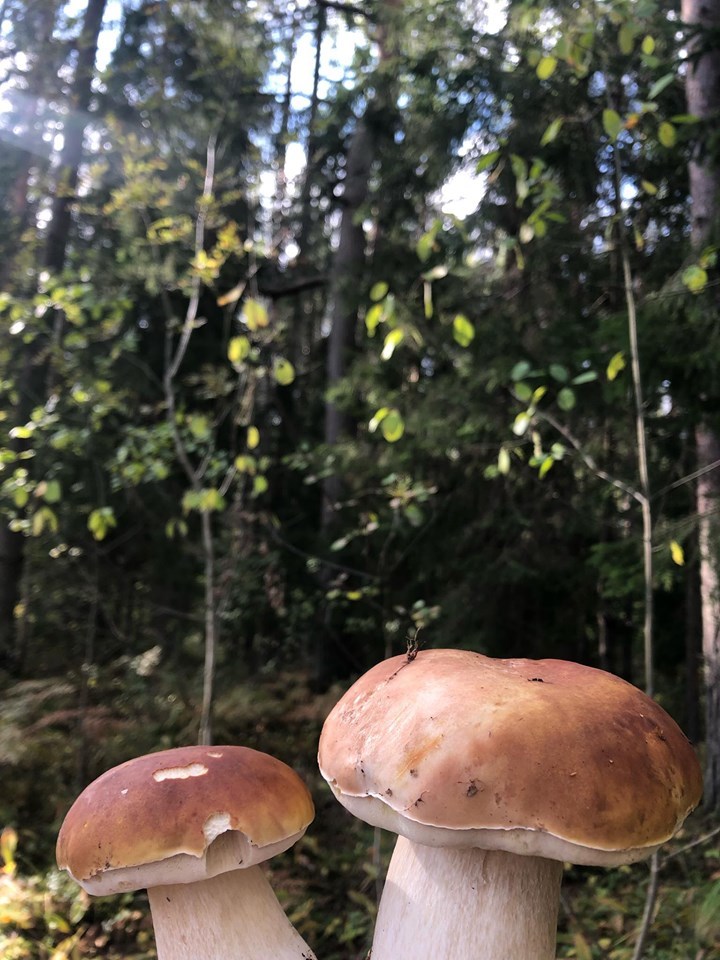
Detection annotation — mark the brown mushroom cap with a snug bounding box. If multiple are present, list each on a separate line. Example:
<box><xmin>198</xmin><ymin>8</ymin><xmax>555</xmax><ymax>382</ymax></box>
<box><xmin>57</xmin><ymin>745</ymin><xmax>314</xmax><ymax>894</ymax></box>
<box><xmin>318</xmin><ymin>650</ymin><xmax>703</xmax><ymax>866</ymax></box>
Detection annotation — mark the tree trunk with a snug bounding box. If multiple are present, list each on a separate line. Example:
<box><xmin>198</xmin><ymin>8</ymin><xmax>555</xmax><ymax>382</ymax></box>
<box><xmin>314</xmin><ymin>0</ymin><xmax>403</xmax><ymax>685</ymax></box>
<box><xmin>320</xmin><ymin>120</ymin><xmax>373</xmax><ymax>528</ymax></box>
<box><xmin>683</xmin><ymin>0</ymin><xmax>720</xmax><ymax>809</ymax></box>
<box><xmin>696</xmin><ymin>425</ymin><xmax>720</xmax><ymax>807</ymax></box>
<box><xmin>0</xmin><ymin>0</ymin><xmax>108</xmax><ymax>671</ymax></box>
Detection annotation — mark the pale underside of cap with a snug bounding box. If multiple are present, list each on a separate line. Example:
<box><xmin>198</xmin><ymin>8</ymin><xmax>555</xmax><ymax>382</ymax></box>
<box><xmin>71</xmin><ymin>826</ymin><xmax>307</xmax><ymax>896</ymax></box>
<box><xmin>329</xmin><ymin>789</ymin><xmax>662</xmax><ymax>866</ymax></box>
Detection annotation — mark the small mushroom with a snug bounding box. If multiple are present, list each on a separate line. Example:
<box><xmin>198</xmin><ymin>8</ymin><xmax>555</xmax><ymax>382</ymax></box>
<box><xmin>318</xmin><ymin>649</ymin><xmax>702</xmax><ymax>960</ymax></box>
<box><xmin>57</xmin><ymin>745</ymin><xmax>317</xmax><ymax>960</ymax></box>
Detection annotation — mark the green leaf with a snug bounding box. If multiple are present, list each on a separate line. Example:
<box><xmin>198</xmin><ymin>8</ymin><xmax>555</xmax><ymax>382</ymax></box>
<box><xmin>641</xmin><ymin>179</ymin><xmax>658</xmax><ymax>195</ymax></box>
<box><xmin>602</xmin><ymin>108</ymin><xmax>623</xmax><ymax>141</ymax></box>
<box><xmin>515</xmin><ymin>382</ymin><xmax>533</xmax><ymax>402</ymax></box>
<box><xmin>369</xmin><ymin>407</ymin><xmax>389</xmax><ymax>433</ymax></box>
<box><xmin>540</xmin><ymin>117</ymin><xmax>563</xmax><ymax>146</ymax></box>
<box><xmin>536</xmin><ymin>56</ymin><xmax>557</xmax><ymax>80</ymax></box>
<box><xmin>88</xmin><ymin>507</ymin><xmax>117</xmax><ymax>542</ymax></box>
<box><xmin>370</xmin><ymin>281</ymin><xmax>389</xmax><ymax>302</ymax></box>
<box><xmin>512</xmin><ymin>412</ymin><xmax>530</xmax><ymax>436</ymax></box>
<box><xmin>641</xmin><ymin>35</ymin><xmax>655</xmax><ymax>55</ymax></box>
<box><xmin>519</xmin><ymin>222</ymin><xmax>534</xmax><ymax>244</ymax></box>
<box><xmin>33</xmin><ymin>508</ymin><xmax>55</xmax><ymax>535</ymax></box>
<box><xmin>453</xmin><ymin>314</ymin><xmax>475</xmax><ymax>348</ymax></box>
<box><xmin>658</xmin><ymin>121</ymin><xmax>676</xmax><ymax>148</ymax></box>
<box><xmin>13</xmin><ymin>487</ymin><xmax>29</xmax><ymax>509</ymax></box>
<box><xmin>571</xmin><ymin>370</ymin><xmax>598</xmax><ymax>385</ymax></box>
<box><xmin>423</xmin><ymin>281</ymin><xmax>433</xmax><ymax>319</ymax></box>
<box><xmin>511</xmin><ymin>361</ymin><xmax>531</xmax><ymax>381</ymax></box>
<box><xmin>538</xmin><ymin>456</ymin><xmax>554</xmax><ymax>478</ymax></box>
<box><xmin>549</xmin><ymin>363</ymin><xmax>569</xmax><ymax>382</ymax></box>
<box><xmin>228</xmin><ymin>336</ymin><xmax>250</xmax><ymax>364</ymax></box>
<box><xmin>381</xmin><ymin>328</ymin><xmax>404</xmax><ymax>360</ymax></box>
<box><xmin>423</xmin><ymin>265</ymin><xmax>449</xmax><ymax>282</ymax></box>
<box><xmin>252</xmin><ymin>475</ymin><xmax>269</xmax><ymax>496</ymax></box>
<box><xmin>557</xmin><ymin>387</ymin><xmax>576</xmax><ymax>410</ymax></box>
<box><xmin>607</xmin><ymin>351</ymin><xmax>626</xmax><ymax>381</ymax></box>
<box><xmin>365</xmin><ymin>303</ymin><xmax>384</xmax><ymax>336</ymax></box>
<box><xmin>498</xmin><ymin>447</ymin><xmax>511</xmax><ymax>475</ymax></box>
<box><xmin>648</xmin><ymin>73</ymin><xmax>674</xmax><ymax>100</ymax></box>
<box><xmin>682</xmin><ymin>264</ymin><xmax>708</xmax><ymax>294</ymax></box>
<box><xmin>416</xmin><ymin>228</ymin><xmax>437</xmax><ymax>263</ymax></box>
<box><xmin>273</xmin><ymin>357</ymin><xmax>295</xmax><ymax>386</ymax></box>
<box><xmin>9</xmin><ymin>425</ymin><xmax>33</xmax><ymax>440</ymax></box>
<box><xmin>476</xmin><ymin>150</ymin><xmax>500</xmax><ymax>173</ymax></box>
<box><xmin>381</xmin><ymin>409</ymin><xmax>405</xmax><ymax>443</ymax></box>
<box><xmin>43</xmin><ymin>480</ymin><xmax>62</xmax><ymax>503</ymax></box>
<box><xmin>618</xmin><ymin>23</ymin><xmax>635</xmax><ymax>54</ymax></box>
<box><xmin>188</xmin><ymin>415</ymin><xmax>210</xmax><ymax>440</ymax></box>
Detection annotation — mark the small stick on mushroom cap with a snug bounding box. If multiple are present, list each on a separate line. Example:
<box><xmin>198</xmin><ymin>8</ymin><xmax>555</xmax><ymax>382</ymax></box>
<box><xmin>57</xmin><ymin>745</ymin><xmax>317</xmax><ymax>960</ymax></box>
<box><xmin>318</xmin><ymin>649</ymin><xmax>703</xmax><ymax>960</ymax></box>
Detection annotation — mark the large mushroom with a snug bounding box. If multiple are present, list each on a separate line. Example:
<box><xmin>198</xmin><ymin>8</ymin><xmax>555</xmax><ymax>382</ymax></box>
<box><xmin>318</xmin><ymin>649</ymin><xmax>703</xmax><ymax>960</ymax></box>
<box><xmin>57</xmin><ymin>744</ymin><xmax>317</xmax><ymax>960</ymax></box>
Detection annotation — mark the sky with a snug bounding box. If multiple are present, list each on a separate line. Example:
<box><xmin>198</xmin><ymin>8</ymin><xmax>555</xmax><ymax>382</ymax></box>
<box><xmin>3</xmin><ymin>0</ymin><xmax>508</xmax><ymax>222</ymax></box>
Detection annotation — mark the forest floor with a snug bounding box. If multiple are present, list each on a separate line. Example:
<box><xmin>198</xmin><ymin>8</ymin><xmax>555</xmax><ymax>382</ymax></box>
<box><xmin>0</xmin><ymin>666</ymin><xmax>718</xmax><ymax>959</ymax></box>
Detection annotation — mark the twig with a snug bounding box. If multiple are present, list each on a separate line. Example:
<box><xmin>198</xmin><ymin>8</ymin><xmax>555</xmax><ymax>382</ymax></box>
<box><xmin>631</xmin><ymin>851</ymin><xmax>660</xmax><ymax>960</ymax></box>
<box><xmin>534</xmin><ymin>407</ymin><xmax>645</xmax><ymax>506</ymax></box>
<box><xmin>660</xmin><ymin>823</ymin><xmax>720</xmax><ymax>865</ymax></box>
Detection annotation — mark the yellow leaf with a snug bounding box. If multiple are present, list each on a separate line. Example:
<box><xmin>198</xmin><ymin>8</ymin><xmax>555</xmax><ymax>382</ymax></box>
<box><xmin>670</xmin><ymin>540</ymin><xmax>685</xmax><ymax>566</ymax></box>
<box><xmin>247</xmin><ymin>426</ymin><xmax>260</xmax><ymax>450</ymax></box>
<box><xmin>242</xmin><ymin>298</ymin><xmax>268</xmax><ymax>330</ymax></box>
<box><xmin>228</xmin><ymin>336</ymin><xmax>250</xmax><ymax>364</ymax></box>
<box><xmin>536</xmin><ymin>56</ymin><xmax>558</xmax><ymax>80</ymax></box>
<box><xmin>606</xmin><ymin>351</ymin><xmax>626</xmax><ymax>381</ymax></box>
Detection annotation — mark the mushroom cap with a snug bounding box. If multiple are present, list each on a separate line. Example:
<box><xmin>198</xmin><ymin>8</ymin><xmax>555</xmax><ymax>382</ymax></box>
<box><xmin>318</xmin><ymin>649</ymin><xmax>702</xmax><ymax>867</ymax></box>
<box><xmin>57</xmin><ymin>744</ymin><xmax>314</xmax><ymax>895</ymax></box>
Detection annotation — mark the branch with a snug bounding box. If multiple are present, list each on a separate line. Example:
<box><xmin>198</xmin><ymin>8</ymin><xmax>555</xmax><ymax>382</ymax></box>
<box><xmin>534</xmin><ymin>408</ymin><xmax>646</xmax><ymax>506</ymax></box>
<box><xmin>653</xmin><ymin>457</ymin><xmax>720</xmax><ymax>499</ymax></box>
<box><xmin>318</xmin><ymin>0</ymin><xmax>374</xmax><ymax>19</ymax></box>
<box><xmin>660</xmin><ymin>823</ymin><xmax>720</xmax><ymax>865</ymax></box>
<box><xmin>162</xmin><ymin>132</ymin><xmax>217</xmax><ymax>487</ymax></box>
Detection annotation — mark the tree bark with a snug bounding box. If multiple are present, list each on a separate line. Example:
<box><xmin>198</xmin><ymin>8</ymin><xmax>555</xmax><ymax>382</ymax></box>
<box><xmin>0</xmin><ymin>0</ymin><xmax>108</xmax><ymax>671</ymax></box>
<box><xmin>683</xmin><ymin>0</ymin><xmax>720</xmax><ymax>809</ymax></box>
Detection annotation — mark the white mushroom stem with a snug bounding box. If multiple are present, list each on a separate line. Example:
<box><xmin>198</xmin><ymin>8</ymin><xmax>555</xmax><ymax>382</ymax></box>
<box><xmin>148</xmin><ymin>865</ymin><xmax>316</xmax><ymax>960</ymax></box>
<box><xmin>372</xmin><ymin>835</ymin><xmax>563</xmax><ymax>960</ymax></box>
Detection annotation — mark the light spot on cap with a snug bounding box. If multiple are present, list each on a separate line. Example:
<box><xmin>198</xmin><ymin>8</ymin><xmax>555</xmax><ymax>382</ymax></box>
<box><xmin>207</xmin><ymin>751</ymin><xmax>223</xmax><ymax>758</ymax></box>
<box><xmin>153</xmin><ymin>762</ymin><xmax>209</xmax><ymax>782</ymax></box>
<box><xmin>120</xmin><ymin>788</ymin><xmax>129</xmax><ymax>795</ymax></box>
<box><xmin>204</xmin><ymin>812</ymin><xmax>232</xmax><ymax>842</ymax></box>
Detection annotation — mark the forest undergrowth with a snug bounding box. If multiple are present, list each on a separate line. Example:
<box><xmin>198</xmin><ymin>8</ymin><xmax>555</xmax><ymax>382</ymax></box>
<box><xmin>0</xmin><ymin>666</ymin><xmax>718</xmax><ymax>960</ymax></box>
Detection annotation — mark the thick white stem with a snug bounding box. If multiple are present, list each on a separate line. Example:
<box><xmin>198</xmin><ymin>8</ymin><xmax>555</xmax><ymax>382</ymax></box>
<box><xmin>148</xmin><ymin>865</ymin><xmax>316</xmax><ymax>960</ymax></box>
<box><xmin>372</xmin><ymin>836</ymin><xmax>562</xmax><ymax>960</ymax></box>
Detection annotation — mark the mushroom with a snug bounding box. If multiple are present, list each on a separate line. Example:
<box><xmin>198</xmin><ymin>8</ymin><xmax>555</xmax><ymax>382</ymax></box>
<box><xmin>318</xmin><ymin>649</ymin><xmax>703</xmax><ymax>960</ymax></box>
<box><xmin>56</xmin><ymin>744</ymin><xmax>317</xmax><ymax>960</ymax></box>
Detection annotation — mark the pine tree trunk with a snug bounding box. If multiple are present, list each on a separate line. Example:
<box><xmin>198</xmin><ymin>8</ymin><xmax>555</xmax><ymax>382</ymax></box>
<box><xmin>682</xmin><ymin>0</ymin><xmax>720</xmax><ymax>809</ymax></box>
<box><xmin>315</xmin><ymin>1</ymin><xmax>403</xmax><ymax>685</ymax></box>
